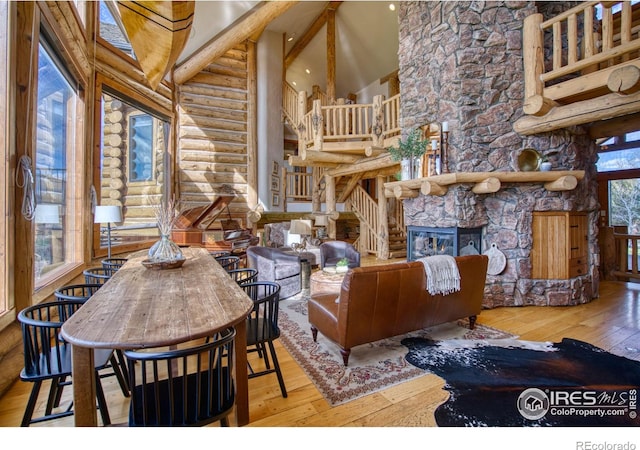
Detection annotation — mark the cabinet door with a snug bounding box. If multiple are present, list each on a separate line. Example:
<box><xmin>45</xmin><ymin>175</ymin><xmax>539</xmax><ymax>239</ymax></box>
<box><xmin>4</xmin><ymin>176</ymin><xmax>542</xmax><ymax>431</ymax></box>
<box><xmin>569</xmin><ymin>214</ymin><xmax>587</xmax><ymax>258</ymax></box>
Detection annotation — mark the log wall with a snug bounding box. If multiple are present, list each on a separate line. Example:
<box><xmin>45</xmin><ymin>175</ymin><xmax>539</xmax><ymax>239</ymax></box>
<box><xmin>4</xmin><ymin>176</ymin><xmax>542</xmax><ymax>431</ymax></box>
<box><xmin>176</xmin><ymin>44</ymin><xmax>251</xmax><ymax>224</ymax></box>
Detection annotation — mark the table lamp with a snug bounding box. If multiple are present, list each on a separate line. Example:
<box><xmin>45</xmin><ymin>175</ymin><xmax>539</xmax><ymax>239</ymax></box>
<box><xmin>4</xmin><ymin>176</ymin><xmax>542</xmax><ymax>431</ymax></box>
<box><xmin>289</xmin><ymin>219</ymin><xmax>312</xmax><ymax>251</ymax></box>
<box><xmin>94</xmin><ymin>205</ymin><xmax>122</xmax><ymax>258</ymax></box>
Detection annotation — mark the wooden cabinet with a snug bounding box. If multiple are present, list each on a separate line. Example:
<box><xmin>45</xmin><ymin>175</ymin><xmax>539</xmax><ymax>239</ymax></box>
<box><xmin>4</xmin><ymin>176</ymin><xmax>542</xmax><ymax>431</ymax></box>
<box><xmin>531</xmin><ymin>211</ymin><xmax>588</xmax><ymax>279</ymax></box>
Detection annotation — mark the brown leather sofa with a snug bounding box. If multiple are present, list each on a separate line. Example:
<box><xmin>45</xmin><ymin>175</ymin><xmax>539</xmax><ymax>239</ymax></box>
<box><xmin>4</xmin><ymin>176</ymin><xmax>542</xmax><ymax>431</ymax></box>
<box><xmin>308</xmin><ymin>255</ymin><xmax>488</xmax><ymax>365</ymax></box>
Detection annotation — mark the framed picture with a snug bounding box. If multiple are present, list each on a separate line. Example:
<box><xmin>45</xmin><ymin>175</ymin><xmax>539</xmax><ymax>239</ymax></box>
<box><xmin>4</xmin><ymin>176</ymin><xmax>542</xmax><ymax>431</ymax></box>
<box><xmin>272</xmin><ymin>193</ymin><xmax>280</xmax><ymax>207</ymax></box>
<box><xmin>272</xmin><ymin>161</ymin><xmax>279</xmax><ymax>175</ymax></box>
<box><xmin>271</xmin><ymin>175</ymin><xmax>280</xmax><ymax>192</ymax></box>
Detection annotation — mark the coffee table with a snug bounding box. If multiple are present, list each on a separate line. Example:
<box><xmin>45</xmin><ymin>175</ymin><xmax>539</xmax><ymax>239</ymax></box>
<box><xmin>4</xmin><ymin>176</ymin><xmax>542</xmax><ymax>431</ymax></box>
<box><xmin>310</xmin><ymin>269</ymin><xmax>347</xmax><ymax>296</ymax></box>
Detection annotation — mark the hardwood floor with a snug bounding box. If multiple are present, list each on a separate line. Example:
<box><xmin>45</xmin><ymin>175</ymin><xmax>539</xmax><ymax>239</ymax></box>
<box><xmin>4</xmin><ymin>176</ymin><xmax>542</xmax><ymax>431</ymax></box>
<box><xmin>0</xmin><ymin>256</ymin><xmax>639</xmax><ymax>429</ymax></box>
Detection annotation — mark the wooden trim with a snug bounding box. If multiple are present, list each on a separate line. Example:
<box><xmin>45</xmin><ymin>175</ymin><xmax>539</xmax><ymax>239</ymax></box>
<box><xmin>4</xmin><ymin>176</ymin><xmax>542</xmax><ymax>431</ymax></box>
<box><xmin>247</xmin><ymin>39</ymin><xmax>258</xmax><ymax>209</ymax></box>
<box><xmin>14</xmin><ymin>2</ymin><xmax>40</xmax><ymax>313</ymax></box>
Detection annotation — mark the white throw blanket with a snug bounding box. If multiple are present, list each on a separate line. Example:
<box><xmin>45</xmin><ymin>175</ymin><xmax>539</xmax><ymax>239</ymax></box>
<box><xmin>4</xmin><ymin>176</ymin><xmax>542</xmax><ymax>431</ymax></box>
<box><xmin>417</xmin><ymin>255</ymin><xmax>461</xmax><ymax>296</ymax></box>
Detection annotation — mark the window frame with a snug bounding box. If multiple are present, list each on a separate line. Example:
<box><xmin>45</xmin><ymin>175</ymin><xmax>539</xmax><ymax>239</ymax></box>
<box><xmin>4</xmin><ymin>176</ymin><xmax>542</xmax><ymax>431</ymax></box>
<box><xmin>92</xmin><ymin>74</ymin><xmax>172</xmax><ymax>258</ymax></box>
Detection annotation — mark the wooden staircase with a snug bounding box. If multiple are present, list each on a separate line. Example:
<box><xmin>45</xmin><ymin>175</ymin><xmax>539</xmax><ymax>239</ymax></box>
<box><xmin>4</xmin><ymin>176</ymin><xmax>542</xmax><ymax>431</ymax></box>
<box><xmin>388</xmin><ymin>225</ymin><xmax>407</xmax><ymax>259</ymax></box>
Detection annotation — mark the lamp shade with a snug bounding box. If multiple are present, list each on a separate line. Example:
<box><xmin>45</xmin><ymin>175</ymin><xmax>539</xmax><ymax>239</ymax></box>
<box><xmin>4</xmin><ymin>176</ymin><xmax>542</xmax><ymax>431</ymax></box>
<box><xmin>94</xmin><ymin>205</ymin><xmax>122</xmax><ymax>224</ymax></box>
<box><xmin>35</xmin><ymin>204</ymin><xmax>61</xmax><ymax>224</ymax></box>
<box><xmin>314</xmin><ymin>215</ymin><xmax>328</xmax><ymax>226</ymax></box>
<box><xmin>289</xmin><ymin>219</ymin><xmax>312</xmax><ymax>235</ymax></box>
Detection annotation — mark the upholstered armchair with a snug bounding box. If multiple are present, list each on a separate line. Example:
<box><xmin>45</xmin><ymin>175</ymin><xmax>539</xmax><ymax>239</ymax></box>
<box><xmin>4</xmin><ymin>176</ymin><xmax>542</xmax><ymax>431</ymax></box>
<box><xmin>246</xmin><ymin>246</ymin><xmax>302</xmax><ymax>299</ymax></box>
<box><xmin>262</xmin><ymin>220</ymin><xmax>321</xmax><ymax>266</ymax></box>
<box><xmin>319</xmin><ymin>241</ymin><xmax>361</xmax><ymax>269</ymax></box>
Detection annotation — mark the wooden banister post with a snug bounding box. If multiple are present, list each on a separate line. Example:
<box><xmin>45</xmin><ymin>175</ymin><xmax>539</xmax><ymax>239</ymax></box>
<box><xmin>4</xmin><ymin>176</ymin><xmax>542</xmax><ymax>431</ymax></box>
<box><xmin>377</xmin><ymin>175</ymin><xmax>389</xmax><ymax>260</ymax></box>
<box><xmin>325</xmin><ymin>175</ymin><xmax>336</xmax><ymax>239</ymax></box>
<box><xmin>371</xmin><ymin>95</ymin><xmax>384</xmax><ymax>148</ymax></box>
<box><xmin>312</xmin><ymin>99</ymin><xmax>324</xmax><ymax>151</ymax></box>
<box><xmin>522</xmin><ymin>13</ymin><xmax>554</xmax><ymax>116</ymax></box>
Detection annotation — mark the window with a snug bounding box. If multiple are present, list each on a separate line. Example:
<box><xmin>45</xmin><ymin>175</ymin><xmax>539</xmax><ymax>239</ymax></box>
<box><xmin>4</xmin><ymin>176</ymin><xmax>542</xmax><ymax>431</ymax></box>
<box><xmin>95</xmin><ymin>83</ymin><xmax>170</xmax><ymax>255</ymax></box>
<box><xmin>609</xmin><ymin>178</ymin><xmax>640</xmax><ymax>233</ymax></box>
<box><xmin>99</xmin><ymin>0</ymin><xmax>135</xmax><ymax>58</ymax></box>
<box><xmin>128</xmin><ymin>113</ymin><xmax>154</xmax><ymax>182</ymax></box>
<box><xmin>33</xmin><ymin>37</ymin><xmax>83</xmax><ymax>288</ymax></box>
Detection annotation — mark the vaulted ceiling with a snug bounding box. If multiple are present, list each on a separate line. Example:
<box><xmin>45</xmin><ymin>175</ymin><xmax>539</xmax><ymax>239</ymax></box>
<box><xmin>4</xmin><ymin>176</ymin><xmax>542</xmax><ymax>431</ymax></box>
<box><xmin>177</xmin><ymin>1</ymin><xmax>399</xmax><ymax>98</ymax></box>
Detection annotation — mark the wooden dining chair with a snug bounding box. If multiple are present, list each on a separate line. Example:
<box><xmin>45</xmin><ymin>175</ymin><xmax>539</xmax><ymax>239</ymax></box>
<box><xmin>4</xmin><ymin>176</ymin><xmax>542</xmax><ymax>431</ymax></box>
<box><xmin>101</xmin><ymin>257</ymin><xmax>128</xmax><ymax>276</ymax></box>
<box><xmin>124</xmin><ymin>327</ymin><xmax>236</xmax><ymax>427</ymax></box>
<box><xmin>240</xmin><ymin>281</ymin><xmax>287</xmax><ymax>398</ymax></box>
<box><xmin>18</xmin><ymin>300</ymin><xmax>113</xmax><ymax>426</ymax></box>
<box><xmin>227</xmin><ymin>268</ymin><xmax>258</xmax><ymax>285</ymax></box>
<box><xmin>54</xmin><ymin>283</ymin><xmax>130</xmax><ymax>396</ymax></box>
<box><xmin>83</xmin><ymin>267</ymin><xmax>111</xmax><ymax>285</ymax></box>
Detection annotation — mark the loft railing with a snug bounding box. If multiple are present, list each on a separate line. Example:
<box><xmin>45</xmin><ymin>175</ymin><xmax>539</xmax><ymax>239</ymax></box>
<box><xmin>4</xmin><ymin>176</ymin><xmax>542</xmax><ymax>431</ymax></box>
<box><xmin>522</xmin><ymin>1</ymin><xmax>640</xmax><ymax>117</ymax></box>
<box><xmin>298</xmin><ymin>94</ymin><xmax>401</xmax><ymax>150</ymax></box>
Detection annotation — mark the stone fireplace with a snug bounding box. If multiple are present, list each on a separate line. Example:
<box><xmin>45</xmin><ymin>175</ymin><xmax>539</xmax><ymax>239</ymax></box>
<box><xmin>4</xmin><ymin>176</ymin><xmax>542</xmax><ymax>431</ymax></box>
<box><xmin>397</xmin><ymin>1</ymin><xmax>599</xmax><ymax>308</ymax></box>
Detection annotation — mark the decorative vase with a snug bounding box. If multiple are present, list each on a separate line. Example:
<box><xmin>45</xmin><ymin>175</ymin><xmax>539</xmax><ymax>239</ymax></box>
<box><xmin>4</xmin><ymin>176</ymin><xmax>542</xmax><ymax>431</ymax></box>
<box><xmin>412</xmin><ymin>157</ymin><xmax>422</xmax><ymax>179</ymax></box>
<box><xmin>400</xmin><ymin>158</ymin><xmax>412</xmax><ymax>181</ymax></box>
<box><xmin>540</xmin><ymin>161</ymin><xmax>552</xmax><ymax>172</ymax></box>
<box><xmin>148</xmin><ymin>234</ymin><xmax>184</xmax><ymax>262</ymax></box>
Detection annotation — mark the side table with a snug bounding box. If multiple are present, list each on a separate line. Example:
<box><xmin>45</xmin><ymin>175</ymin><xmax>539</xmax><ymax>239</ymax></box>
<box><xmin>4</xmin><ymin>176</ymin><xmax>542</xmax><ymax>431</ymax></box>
<box><xmin>310</xmin><ymin>269</ymin><xmax>346</xmax><ymax>296</ymax></box>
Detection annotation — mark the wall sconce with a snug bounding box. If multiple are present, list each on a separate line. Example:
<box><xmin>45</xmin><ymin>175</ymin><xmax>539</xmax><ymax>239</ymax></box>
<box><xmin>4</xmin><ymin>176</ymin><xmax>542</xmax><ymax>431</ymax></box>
<box><xmin>94</xmin><ymin>205</ymin><xmax>122</xmax><ymax>258</ymax></box>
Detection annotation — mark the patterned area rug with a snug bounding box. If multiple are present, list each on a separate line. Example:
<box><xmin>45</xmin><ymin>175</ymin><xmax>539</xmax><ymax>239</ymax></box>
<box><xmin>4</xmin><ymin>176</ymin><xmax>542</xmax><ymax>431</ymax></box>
<box><xmin>278</xmin><ymin>291</ymin><xmax>515</xmax><ymax>406</ymax></box>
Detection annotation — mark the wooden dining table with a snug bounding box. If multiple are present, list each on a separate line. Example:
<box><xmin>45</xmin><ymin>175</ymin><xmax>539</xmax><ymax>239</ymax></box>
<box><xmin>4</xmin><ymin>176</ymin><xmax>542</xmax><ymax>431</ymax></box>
<box><xmin>60</xmin><ymin>247</ymin><xmax>254</xmax><ymax>426</ymax></box>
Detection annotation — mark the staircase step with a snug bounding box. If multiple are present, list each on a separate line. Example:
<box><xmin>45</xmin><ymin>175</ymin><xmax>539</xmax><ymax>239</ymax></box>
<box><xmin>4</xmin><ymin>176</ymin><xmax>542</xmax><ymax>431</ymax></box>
<box><xmin>389</xmin><ymin>243</ymin><xmax>406</xmax><ymax>251</ymax></box>
<box><xmin>388</xmin><ymin>250</ymin><xmax>407</xmax><ymax>259</ymax></box>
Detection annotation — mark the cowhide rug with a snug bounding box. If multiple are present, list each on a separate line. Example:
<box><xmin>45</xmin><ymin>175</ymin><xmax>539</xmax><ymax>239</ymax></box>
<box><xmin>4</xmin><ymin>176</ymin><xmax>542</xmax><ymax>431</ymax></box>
<box><xmin>401</xmin><ymin>337</ymin><xmax>640</xmax><ymax>427</ymax></box>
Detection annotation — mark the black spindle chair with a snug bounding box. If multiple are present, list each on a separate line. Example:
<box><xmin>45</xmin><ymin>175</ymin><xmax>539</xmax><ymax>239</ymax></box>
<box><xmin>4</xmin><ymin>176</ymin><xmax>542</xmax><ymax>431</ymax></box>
<box><xmin>240</xmin><ymin>281</ymin><xmax>287</xmax><ymax>398</ymax></box>
<box><xmin>101</xmin><ymin>257</ymin><xmax>128</xmax><ymax>276</ymax></box>
<box><xmin>54</xmin><ymin>283</ymin><xmax>130</xmax><ymax>396</ymax></box>
<box><xmin>214</xmin><ymin>255</ymin><xmax>240</xmax><ymax>272</ymax></box>
<box><xmin>18</xmin><ymin>300</ymin><xmax>113</xmax><ymax>426</ymax></box>
<box><xmin>227</xmin><ymin>268</ymin><xmax>258</xmax><ymax>286</ymax></box>
<box><xmin>83</xmin><ymin>267</ymin><xmax>111</xmax><ymax>285</ymax></box>
<box><xmin>124</xmin><ymin>327</ymin><xmax>236</xmax><ymax>427</ymax></box>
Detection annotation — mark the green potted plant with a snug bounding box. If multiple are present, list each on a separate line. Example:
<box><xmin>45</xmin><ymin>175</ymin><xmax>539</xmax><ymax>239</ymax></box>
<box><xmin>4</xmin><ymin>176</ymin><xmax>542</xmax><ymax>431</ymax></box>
<box><xmin>336</xmin><ymin>257</ymin><xmax>349</xmax><ymax>273</ymax></box>
<box><xmin>387</xmin><ymin>128</ymin><xmax>429</xmax><ymax>180</ymax></box>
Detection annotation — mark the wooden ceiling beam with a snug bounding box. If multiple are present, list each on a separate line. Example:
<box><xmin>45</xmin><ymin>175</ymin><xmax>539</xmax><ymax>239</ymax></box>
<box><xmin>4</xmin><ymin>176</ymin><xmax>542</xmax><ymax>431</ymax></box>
<box><xmin>174</xmin><ymin>1</ymin><xmax>298</xmax><ymax>85</ymax></box>
<box><xmin>284</xmin><ymin>1</ymin><xmax>342</xmax><ymax>69</ymax></box>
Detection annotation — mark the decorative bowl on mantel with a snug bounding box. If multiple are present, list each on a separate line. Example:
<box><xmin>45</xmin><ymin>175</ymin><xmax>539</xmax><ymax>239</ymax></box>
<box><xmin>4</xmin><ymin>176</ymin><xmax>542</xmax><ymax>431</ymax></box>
<box><xmin>141</xmin><ymin>257</ymin><xmax>186</xmax><ymax>270</ymax></box>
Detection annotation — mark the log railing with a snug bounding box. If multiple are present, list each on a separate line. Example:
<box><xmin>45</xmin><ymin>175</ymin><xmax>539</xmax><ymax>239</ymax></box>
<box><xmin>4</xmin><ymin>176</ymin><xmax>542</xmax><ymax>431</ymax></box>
<box><xmin>348</xmin><ymin>184</ymin><xmax>379</xmax><ymax>256</ymax></box>
<box><xmin>522</xmin><ymin>1</ymin><xmax>640</xmax><ymax>118</ymax></box>
<box><xmin>296</xmin><ymin>94</ymin><xmax>401</xmax><ymax>152</ymax></box>
<box><xmin>282</xmin><ymin>170</ymin><xmax>313</xmax><ymax>204</ymax></box>
<box><xmin>282</xmin><ymin>81</ymin><xmax>300</xmax><ymax>128</ymax></box>
<box><xmin>612</xmin><ymin>233</ymin><xmax>640</xmax><ymax>280</ymax></box>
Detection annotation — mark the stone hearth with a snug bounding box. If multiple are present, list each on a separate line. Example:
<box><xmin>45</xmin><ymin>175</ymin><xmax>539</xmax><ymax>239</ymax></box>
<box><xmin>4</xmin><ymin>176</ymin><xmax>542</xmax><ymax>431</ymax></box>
<box><xmin>397</xmin><ymin>1</ymin><xmax>599</xmax><ymax>307</ymax></box>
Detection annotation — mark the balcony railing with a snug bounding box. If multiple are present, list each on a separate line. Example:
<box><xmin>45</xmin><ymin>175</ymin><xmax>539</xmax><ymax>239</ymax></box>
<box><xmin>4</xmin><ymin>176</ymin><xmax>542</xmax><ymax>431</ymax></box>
<box><xmin>613</xmin><ymin>232</ymin><xmax>640</xmax><ymax>280</ymax></box>
<box><xmin>522</xmin><ymin>1</ymin><xmax>640</xmax><ymax>117</ymax></box>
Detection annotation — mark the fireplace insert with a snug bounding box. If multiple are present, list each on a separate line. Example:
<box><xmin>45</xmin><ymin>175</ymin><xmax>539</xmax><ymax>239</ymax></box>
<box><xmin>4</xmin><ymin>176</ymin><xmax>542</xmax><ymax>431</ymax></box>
<box><xmin>407</xmin><ymin>226</ymin><xmax>482</xmax><ymax>261</ymax></box>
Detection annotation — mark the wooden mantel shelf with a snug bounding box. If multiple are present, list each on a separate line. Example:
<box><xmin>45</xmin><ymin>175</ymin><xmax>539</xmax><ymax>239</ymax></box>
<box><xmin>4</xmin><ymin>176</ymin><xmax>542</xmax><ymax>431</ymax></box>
<box><xmin>383</xmin><ymin>170</ymin><xmax>585</xmax><ymax>199</ymax></box>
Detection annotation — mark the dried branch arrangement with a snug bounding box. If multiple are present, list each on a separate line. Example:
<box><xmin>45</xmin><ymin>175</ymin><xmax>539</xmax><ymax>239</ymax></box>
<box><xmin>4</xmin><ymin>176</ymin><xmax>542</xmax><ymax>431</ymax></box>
<box><xmin>153</xmin><ymin>197</ymin><xmax>181</xmax><ymax>236</ymax></box>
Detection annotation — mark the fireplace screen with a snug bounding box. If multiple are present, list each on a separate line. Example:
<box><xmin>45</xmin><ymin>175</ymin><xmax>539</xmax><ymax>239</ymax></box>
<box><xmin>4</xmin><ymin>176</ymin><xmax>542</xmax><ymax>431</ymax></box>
<box><xmin>407</xmin><ymin>226</ymin><xmax>482</xmax><ymax>261</ymax></box>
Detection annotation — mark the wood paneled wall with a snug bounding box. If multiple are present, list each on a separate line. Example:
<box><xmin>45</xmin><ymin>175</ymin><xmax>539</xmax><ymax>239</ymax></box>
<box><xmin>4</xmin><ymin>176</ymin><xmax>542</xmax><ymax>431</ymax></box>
<box><xmin>176</xmin><ymin>43</ymin><xmax>251</xmax><ymax>224</ymax></box>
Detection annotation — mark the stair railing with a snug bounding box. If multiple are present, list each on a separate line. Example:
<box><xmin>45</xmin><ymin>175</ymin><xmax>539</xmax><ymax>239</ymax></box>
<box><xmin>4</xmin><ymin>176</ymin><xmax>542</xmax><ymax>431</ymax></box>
<box><xmin>347</xmin><ymin>185</ymin><xmax>380</xmax><ymax>256</ymax></box>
